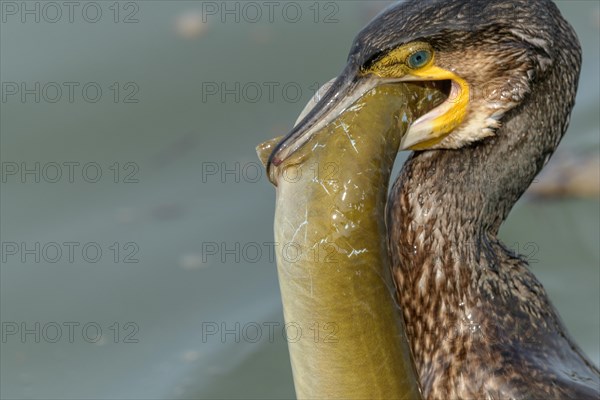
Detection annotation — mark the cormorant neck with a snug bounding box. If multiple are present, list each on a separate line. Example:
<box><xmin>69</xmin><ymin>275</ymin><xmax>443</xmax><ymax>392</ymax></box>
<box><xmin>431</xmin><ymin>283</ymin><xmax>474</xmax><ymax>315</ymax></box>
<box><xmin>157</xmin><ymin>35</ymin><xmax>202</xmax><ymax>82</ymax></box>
<box><xmin>389</xmin><ymin>29</ymin><xmax>581</xmax><ymax>264</ymax></box>
<box><xmin>385</xmin><ymin>46</ymin><xmax>582</xmax><ymax>396</ymax></box>
<box><xmin>385</xmin><ymin>27</ymin><xmax>582</xmax><ymax>387</ymax></box>
<box><xmin>382</xmin><ymin>4</ymin><xmax>596</xmax><ymax>397</ymax></box>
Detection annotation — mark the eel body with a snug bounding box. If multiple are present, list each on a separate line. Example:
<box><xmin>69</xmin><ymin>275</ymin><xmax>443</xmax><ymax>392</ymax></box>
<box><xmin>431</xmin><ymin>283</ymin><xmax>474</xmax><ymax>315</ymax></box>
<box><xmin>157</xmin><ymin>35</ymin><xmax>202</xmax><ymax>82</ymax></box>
<box><xmin>257</xmin><ymin>82</ymin><xmax>445</xmax><ymax>399</ymax></box>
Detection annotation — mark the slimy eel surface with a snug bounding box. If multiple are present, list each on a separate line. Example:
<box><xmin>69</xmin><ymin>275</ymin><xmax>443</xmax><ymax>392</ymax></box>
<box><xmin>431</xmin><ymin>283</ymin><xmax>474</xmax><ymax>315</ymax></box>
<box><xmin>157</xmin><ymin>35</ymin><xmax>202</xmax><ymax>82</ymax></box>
<box><xmin>257</xmin><ymin>82</ymin><xmax>446</xmax><ymax>399</ymax></box>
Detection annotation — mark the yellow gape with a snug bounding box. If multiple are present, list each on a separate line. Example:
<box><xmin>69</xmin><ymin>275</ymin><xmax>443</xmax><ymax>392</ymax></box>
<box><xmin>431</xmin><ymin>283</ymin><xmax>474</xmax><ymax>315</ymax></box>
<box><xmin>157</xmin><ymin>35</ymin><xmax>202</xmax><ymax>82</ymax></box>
<box><xmin>364</xmin><ymin>42</ymin><xmax>470</xmax><ymax>150</ymax></box>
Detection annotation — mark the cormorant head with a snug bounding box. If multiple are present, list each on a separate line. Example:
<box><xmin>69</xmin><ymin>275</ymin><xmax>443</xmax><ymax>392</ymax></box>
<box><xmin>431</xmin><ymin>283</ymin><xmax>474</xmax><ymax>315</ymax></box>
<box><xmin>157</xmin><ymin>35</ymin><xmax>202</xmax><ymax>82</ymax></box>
<box><xmin>267</xmin><ymin>0</ymin><xmax>580</xmax><ymax>175</ymax></box>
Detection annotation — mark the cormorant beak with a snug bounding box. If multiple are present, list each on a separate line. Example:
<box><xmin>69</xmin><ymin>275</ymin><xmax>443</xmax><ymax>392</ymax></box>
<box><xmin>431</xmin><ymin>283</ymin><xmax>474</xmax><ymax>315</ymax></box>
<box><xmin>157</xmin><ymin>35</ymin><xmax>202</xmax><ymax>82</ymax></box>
<box><xmin>266</xmin><ymin>62</ymin><xmax>381</xmax><ymax>183</ymax></box>
<box><xmin>266</xmin><ymin>61</ymin><xmax>468</xmax><ymax>183</ymax></box>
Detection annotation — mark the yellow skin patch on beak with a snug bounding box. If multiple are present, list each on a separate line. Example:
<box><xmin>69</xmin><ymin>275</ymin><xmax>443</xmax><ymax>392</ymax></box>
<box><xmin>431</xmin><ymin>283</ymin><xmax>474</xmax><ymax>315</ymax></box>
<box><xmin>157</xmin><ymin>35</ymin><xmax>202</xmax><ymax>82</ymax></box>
<box><xmin>363</xmin><ymin>42</ymin><xmax>470</xmax><ymax>150</ymax></box>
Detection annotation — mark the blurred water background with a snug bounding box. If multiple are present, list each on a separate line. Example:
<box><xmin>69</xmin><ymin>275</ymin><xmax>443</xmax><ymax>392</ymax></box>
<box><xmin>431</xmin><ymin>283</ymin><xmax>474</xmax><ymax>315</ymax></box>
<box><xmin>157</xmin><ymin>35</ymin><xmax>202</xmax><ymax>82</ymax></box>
<box><xmin>0</xmin><ymin>1</ymin><xmax>598</xmax><ymax>399</ymax></box>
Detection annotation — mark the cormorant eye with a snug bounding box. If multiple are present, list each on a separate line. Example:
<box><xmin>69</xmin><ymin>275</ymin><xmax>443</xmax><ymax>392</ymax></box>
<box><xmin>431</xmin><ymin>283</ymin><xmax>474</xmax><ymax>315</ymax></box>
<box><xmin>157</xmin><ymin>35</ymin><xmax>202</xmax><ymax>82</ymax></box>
<box><xmin>407</xmin><ymin>50</ymin><xmax>431</xmax><ymax>69</ymax></box>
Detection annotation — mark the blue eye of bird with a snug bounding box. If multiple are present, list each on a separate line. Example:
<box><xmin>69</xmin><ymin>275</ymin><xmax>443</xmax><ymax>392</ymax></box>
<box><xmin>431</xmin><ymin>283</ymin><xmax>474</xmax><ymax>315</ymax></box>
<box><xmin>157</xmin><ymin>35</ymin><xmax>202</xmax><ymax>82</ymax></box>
<box><xmin>408</xmin><ymin>50</ymin><xmax>431</xmax><ymax>69</ymax></box>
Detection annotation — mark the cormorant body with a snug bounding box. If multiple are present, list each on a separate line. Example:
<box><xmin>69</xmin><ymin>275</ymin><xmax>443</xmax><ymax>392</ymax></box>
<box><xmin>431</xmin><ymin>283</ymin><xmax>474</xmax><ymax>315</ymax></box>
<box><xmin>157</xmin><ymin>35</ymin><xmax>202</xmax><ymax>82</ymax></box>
<box><xmin>268</xmin><ymin>0</ymin><xmax>600</xmax><ymax>398</ymax></box>
<box><xmin>377</xmin><ymin>0</ymin><xmax>600</xmax><ymax>398</ymax></box>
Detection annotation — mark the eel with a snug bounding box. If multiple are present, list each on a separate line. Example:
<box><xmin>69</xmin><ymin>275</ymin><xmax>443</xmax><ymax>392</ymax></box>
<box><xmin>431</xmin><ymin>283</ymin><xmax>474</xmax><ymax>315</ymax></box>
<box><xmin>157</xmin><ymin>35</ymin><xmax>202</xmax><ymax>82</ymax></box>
<box><xmin>257</xmin><ymin>82</ymin><xmax>446</xmax><ymax>399</ymax></box>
